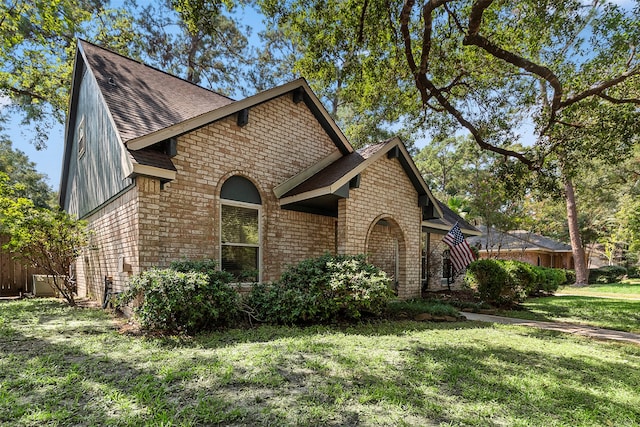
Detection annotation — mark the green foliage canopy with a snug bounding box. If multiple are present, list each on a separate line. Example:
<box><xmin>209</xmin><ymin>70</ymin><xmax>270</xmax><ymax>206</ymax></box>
<box><xmin>258</xmin><ymin>0</ymin><xmax>640</xmax><ymax>167</ymax></box>
<box><xmin>0</xmin><ymin>0</ymin><xmax>138</xmax><ymax>148</ymax></box>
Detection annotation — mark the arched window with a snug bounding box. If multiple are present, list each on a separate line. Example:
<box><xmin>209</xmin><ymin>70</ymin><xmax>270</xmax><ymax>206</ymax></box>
<box><xmin>220</xmin><ymin>176</ymin><xmax>261</xmax><ymax>282</ymax></box>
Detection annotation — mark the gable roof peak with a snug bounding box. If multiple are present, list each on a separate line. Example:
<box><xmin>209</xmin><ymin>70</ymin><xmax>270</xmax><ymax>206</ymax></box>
<box><xmin>77</xmin><ymin>39</ymin><xmax>232</xmax><ymax>100</ymax></box>
<box><xmin>77</xmin><ymin>39</ymin><xmax>235</xmax><ymax>144</ymax></box>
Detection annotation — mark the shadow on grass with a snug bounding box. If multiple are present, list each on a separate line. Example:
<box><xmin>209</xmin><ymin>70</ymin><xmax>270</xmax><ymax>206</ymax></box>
<box><xmin>498</xmin><ymin>296</ymin><xmax>640</xmax><ymax>333</ymax></box>
<box><xmin>405</xmin><ymin>340</ymin><xmax>640</xmax><ymax>425</ymax></box>
<box><xmin>1</xmin><ymin>299</ymin><xmax>640</xmax><ymax>426</ymax></box>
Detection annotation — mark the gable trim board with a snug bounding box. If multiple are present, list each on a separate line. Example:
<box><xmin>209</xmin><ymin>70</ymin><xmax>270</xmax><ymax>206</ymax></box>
<box><xmin>273</xmin><ymin>151</ymin><xmax>344</xmax><ymax>198</ymax></box>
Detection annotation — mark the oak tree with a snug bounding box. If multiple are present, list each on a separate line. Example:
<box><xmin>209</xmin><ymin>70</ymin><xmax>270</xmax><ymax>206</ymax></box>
<box><xmin>259</xmin><ymin>0</ymin><xmax>640</xmax><ymax>284</ymax></box>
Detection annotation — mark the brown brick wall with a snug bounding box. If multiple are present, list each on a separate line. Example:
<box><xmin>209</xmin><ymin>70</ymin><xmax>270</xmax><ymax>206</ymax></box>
<box><xmin>341</xmin><ymin>154</ymin><xmax>423</xmax><ymax>299</ymax></box>
<box><xmin>367</xmin><ymin>221</ymin><xmax>401</xmax><ymax>281</ymax></box>
<box><xmin>138</xmin><ymin>177</ymin><xmax>162</xmax><ymax>271</ymax></box>
<box><xmin>77</xmin><ymin>185</ymin><xmax>139</xmax><ymax>300</ymax></box>
<box><xmin>77</xmin><ymin>93</ymin><xmax>437</xmax><ymax>302</ymax></box>
<box><xmin>151</xmin><ymin>94</ymin><xmax>340</xmax><ymax>281</ymax></box>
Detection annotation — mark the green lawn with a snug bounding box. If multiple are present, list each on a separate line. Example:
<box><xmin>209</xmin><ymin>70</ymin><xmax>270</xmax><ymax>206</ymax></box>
<box><xmin>498</xmin><ymin>296</ymin><xmax>640</xmax><ymax>333</ymax></box>
<box><xmin>557</xmin><ymin>279</ymin><xmax>640</xmax><ymax>299</ymax></box>
<box><xmin>2</xmin><ymin>298</ymin><xmax>640</xmax><ymax>426</ymax></box>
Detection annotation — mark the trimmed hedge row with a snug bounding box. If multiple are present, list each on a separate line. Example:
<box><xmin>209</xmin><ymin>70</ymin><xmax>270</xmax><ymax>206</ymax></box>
<box><xmin>465</xmin><ymin>259</ymin><xmax>569</xmax><ymax>306</ymax></box>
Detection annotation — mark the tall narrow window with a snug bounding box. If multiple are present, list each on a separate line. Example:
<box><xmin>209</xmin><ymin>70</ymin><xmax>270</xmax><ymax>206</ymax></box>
<box><xmin>220</xmin><ymin>176</ymin><xmax>261</xmax><ymax>282</ymax></box>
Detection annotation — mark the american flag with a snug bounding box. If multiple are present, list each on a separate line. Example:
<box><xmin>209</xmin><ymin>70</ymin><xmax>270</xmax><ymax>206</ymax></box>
<box><xmin>442</xmin><ymin>223</ymin><xmax>476</xmax><ymax>273</ymax></box>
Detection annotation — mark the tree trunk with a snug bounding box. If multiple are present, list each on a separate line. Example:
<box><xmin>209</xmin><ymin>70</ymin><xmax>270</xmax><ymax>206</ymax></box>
<box><xmin>564</xmin><ymin>175</ymin><xmax>588</xmax><ymax>286</ymax></box>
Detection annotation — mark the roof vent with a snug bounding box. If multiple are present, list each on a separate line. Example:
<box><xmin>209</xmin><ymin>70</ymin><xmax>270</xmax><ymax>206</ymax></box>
<box><xmin>108</xmin><ymin>77</ymin><xmax>117</xmax><ymax>87</ymax></box>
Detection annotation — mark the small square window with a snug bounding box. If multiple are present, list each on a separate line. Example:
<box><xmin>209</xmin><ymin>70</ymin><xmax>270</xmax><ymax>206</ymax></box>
<box><xmin>78</xmin><ymin>116</ymin><xmax>86</xmax><ymax>158</ymax></box>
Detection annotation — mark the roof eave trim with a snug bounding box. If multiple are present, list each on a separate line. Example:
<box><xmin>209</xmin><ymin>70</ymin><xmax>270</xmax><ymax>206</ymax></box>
<box><xmin>130</xmin><ymin>164</ymin><xmax>177</xmax><ymax>181</ymax></box>
<box><xmin>274</xmin><ymin>151</ymin><xmax>343</xmax><ymax>198</ymax></box>
<box><xmin>279</xmin><ymin>137</ymin><xmax>445</xmax><ymax>212</ymax></box>
<box><xmin>422</xmin><ymin>220</ymin><xmax>481</xmax><ymax>236</ymax></box>
<box><xmin>279</xmin><ymin>138</ymin><xmax>394</xmax><ymax>204</ymax></box>
<box><xmin>126</xmin><ymin>79</ymin><xmax>354</xmax><ymax>155</ymax></box>
<box><xmin>280</xmin><ymin>188</ymin><xmax>331</xmax><ymax>206</ymax></box>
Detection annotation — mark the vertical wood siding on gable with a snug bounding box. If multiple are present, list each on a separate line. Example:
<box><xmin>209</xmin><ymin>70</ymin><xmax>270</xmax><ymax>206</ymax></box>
<box><xmin>65</xmin><ymin>67</ymin><xmax>132</xmax><ymax>218</ymax></box>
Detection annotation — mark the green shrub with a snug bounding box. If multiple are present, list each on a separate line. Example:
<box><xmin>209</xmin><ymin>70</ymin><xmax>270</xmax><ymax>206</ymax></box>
<box><xmin>533</xmin><ymin>267</ymin><xmax>566</xmax><ymax>294</ymax></box>
<box><xmin>627</xmin><ymin>266</ymin><xmax>640</xmax><ymax>279</ymax></box>
<box><xmin>465</xmin><ymin>259</ymin><xmax>515</xmax><ymax>306</ymax></box>
<box><xmin>564</xmin><ymin>269</ymin><xmax>576</xmax><ymax>285</ymax></box>
<box><xmin>119</xmin><ymin>259</ymin><xmax>239</xmax><ymax>333</ymax></box>
<box><xmin>246</xmin><ymin>253</ymin><xmax>393</xmax><ymax>324</ymax></box>
<box><xmin>502</xmin><ymin>260</ymin><xmax>536</xmax><ymax>297</ymax></box>
<box><xmin>465</xmin><ymin>259</ymin><xmax>566</xmax><ymax>305</ymax></box>
<box><xmin>588</xmin><ymin>265</ymin><xmax>627</xmax><ymax>284</ymax></box>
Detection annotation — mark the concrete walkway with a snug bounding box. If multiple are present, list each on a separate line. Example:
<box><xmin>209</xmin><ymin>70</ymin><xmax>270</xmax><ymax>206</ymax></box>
<box><xmin>461</xmin><ymin>311</ymin><xmax>640</xmax><ymax>346</ymax></box>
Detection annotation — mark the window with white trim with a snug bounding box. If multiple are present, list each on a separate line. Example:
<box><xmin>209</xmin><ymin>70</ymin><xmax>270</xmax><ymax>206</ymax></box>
<box><xmin>220</xmin><ymin>176</ymin><xmax>261</xmax><ymax>282</ymax></box>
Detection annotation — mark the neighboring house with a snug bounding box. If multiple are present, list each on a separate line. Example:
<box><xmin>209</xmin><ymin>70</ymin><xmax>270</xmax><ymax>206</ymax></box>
<box><xmin>467</xmin><ymin>226</ymin><xmax>574</xmax><ymax>269</ymax></box>
<box><xmin>60</xmin><ymin>40</ymin><xmax>478</xmax><ymax>302</ymax></box>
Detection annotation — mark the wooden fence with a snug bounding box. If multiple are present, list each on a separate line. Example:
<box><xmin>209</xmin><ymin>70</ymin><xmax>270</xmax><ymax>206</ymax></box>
<box><xmin>0</xmin><ymin>235</ymin><xmax>42</xmax><ymax>297</ymax></box>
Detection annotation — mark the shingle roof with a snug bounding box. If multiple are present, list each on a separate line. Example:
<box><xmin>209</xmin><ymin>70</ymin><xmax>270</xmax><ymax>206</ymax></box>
<box><xmin>282</xmin><ymin>141</ymin><xmax>387</xmax><ymax>198</ymax></box>
<box><xmin>128</xmin><ymin>149</ymin><xmax>177</xmax><ymax>171</ymax></box>
<box><xmin>467</xmin><ymin>226</ymin><xmax>572</xmax><ymax>252</ymax></box>
<box><xmin>79</xmin><ymin>40</ymin><xmax>234</xmax><ymax>144</ymax></box>
<box><xmin>436</xmin><ymin>201</ymin><xmax>479</xmax><ymax>234</ymax></box>
<box><xmin>510</xmin><ymin>230</ymin><xmax>573</xmax><ymax>251</ymax></box>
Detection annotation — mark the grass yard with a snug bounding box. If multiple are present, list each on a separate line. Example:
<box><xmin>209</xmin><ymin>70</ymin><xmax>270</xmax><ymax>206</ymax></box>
<box><xmin>498</xmin><ymin>296</ymin><xmax>640</xmax><ymax>333</ymax></box>
<box><xmin>557</xmin><ymin>279</ymin><xmax>640</xmax><ymax>299</ymax></box>
<box><xmin>1</xmin><ymin>299</ymin><xmax>640</xmax><ymax>426</ymax></box>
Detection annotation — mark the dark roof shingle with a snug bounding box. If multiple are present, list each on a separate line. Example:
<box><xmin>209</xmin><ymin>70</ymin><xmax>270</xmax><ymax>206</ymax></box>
<box><xmin>80</xmin><ymin>40</ymin><xmax>234</xmax><ymax>143</ymax></box>
<box><xmin>467</xmin><ymin>226</ymin><xmax>572</xmax><ymax>252</ymax></box>
<box><xmin>282</xmin><ymin>141</ymin><xmax>387</xmax><ymax>197</ymax></box>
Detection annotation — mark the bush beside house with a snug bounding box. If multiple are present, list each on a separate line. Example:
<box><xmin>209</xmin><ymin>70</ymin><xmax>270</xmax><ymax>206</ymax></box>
<box><xmin>247</xmin><ymin>253</ymin><xmax>393</xmax><ymax>325</ymax></box>
<box><xmin>588</xmin><ymin>265</ymin><xmax>628</xmax><ymax>284</ymax></box>
<box><xmin>465</xmin><ymin>259</ymin><xmax>568</xmax><ymax>306</ymax></box>
<box><xmin>118</xmin><ymin>260</ymin><xmax>239</xmax><ymax>333</ymax></box>
<box><xmin>121</xmin><ymin>255</ymin><xmax>394</xmax><ymax>333</ymax></box>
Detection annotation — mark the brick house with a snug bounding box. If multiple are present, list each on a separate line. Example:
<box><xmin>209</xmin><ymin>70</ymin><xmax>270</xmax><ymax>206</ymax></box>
<box><xmin>60</xmin><ymin>40</ymin><xmax>478</xmax><ymax>302</ymax></box>
<box><xmin>467</xmin><ymin>226</ymin><xmax>575</xmax><ymax>269</ymax></box>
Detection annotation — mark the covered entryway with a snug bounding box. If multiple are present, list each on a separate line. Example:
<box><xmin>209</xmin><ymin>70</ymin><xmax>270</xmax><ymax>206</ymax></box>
<box><xmin>366</xmin><ymin>216</ymin><xmax>406</xmax><ymax>292</ymax></box>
